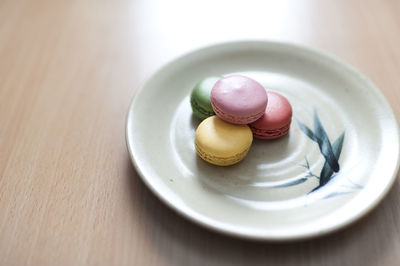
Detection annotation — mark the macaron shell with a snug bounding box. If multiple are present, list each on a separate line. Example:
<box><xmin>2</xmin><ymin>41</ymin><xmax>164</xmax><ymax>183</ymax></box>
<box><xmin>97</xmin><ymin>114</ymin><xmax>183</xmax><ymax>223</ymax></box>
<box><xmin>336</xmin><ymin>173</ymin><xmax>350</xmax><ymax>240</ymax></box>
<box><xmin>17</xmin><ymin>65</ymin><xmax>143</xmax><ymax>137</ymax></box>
<box><xmin>190</xmin><ymin>76</ymin><xmax>221</xmax><ymax>120</ymax></box>
<box><xmin>249</xmin><ymin>91</ymin><xmax>293</xmax><ymax>139</ymax></box>
<box><xmin>195</xmin><ymin>116</ymin><xmax>253</xmax><ymax>166</ymax></box>
<box><xmin>211</xmin><ymin>75</ymin><xmax>268</xmax><ymax>124</ymax></box>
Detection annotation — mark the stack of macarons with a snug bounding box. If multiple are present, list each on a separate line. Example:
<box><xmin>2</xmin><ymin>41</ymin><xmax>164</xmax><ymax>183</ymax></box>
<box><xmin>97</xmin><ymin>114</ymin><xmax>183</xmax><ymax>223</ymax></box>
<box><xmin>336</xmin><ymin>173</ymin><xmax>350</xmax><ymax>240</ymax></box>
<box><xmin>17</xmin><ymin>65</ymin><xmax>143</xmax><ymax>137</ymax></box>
<box><xmin>190</xmin><ymin>75</ymin><xmax>292</xmax><ymax>166</ymax></box>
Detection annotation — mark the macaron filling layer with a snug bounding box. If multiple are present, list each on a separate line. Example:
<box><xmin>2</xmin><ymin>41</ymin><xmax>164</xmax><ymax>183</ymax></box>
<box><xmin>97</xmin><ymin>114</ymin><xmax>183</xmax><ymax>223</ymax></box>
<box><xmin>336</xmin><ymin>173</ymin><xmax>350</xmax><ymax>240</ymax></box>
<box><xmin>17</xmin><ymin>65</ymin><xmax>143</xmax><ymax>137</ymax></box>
<box><xmin>211</xmin><ymin>98</ymin><xmax>266</xmax><ymax>124</ymax></box>
<box><xmin>249</xmin><ymin>123</ymin><xmax>291</xmax><ymax>139</ymax></box>
<box><xmin>195</xmin><ymin>142</ymin><xmax>250</xmax><ymax>166</ymax></box>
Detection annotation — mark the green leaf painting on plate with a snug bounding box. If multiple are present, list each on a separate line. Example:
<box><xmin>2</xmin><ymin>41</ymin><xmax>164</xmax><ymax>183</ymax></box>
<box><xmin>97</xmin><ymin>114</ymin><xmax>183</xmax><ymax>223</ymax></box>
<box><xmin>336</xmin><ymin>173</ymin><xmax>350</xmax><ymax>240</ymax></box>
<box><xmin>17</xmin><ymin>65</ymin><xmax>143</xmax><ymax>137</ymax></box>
<box><xmin>297</xmin><ymin>111</ymin><xmax>345</xmax><ymax>193</ymax></box>
<box><xmin>297</xmin><ymin>111</ymin><xmax>345</xmax><ymax>192</ymax></box>
<box><xmin>274</xmin><ymin>110</ymin><xmax>361</xmax><ymax>197</ymax></box>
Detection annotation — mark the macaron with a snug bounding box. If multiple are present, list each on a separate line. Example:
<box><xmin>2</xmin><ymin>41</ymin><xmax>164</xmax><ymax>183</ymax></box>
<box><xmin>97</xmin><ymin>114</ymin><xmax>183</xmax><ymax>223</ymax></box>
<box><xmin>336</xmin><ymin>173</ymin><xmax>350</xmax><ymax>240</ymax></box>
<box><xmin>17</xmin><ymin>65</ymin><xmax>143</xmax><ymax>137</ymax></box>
<box><xmin>249</xmin><ymin>91</ymin><xmax>293</xmax><ymax>139</ymax></box>
<box><xmin>190</xmin><ymin>76</ymin><xmax>221</xmax><ymax>120</ymax></box>
<box><xmin>195</xmin><ymin>115</ymin><xmax>253</xmax><ymax>166</ymax></box>
<box><xmin>211</xmin><ymin>75</ymin><xmax>268</xmax><ymax>124</ymax></box>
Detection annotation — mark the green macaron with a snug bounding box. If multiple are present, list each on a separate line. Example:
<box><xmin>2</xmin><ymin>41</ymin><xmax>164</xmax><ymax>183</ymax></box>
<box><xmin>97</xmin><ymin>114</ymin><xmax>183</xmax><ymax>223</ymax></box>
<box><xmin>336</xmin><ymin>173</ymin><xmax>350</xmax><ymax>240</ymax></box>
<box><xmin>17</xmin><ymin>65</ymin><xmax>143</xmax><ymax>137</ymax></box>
<box><xmin>190</xmin><ymin>76</ymin><xmax>221</xmax><ymax>120</ymax></box>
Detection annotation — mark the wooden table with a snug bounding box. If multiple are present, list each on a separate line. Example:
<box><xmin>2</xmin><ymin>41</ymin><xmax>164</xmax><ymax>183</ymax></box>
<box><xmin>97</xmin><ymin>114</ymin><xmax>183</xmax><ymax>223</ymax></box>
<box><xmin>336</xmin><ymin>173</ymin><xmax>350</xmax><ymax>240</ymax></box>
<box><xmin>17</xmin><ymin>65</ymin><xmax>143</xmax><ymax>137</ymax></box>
<box><xmin>1</xmin><ymin>0</ymin><xmax>400</xmax><ymax>265</ymax></box>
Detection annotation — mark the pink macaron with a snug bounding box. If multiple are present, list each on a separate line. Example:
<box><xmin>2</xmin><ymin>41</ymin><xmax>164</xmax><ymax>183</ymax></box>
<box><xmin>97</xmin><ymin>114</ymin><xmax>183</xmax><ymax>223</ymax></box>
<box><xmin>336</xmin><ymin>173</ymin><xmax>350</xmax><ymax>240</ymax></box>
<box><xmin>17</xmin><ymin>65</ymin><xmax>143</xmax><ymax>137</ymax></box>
<box><xmin>249</xmin><ymin>91</ymin><xmax>292</xmax><ymax>139</ymax></box>
<box><xmin>211</xmin><ymin>75</ymin><xmax>268</xmax><ymax>124</ymax></box>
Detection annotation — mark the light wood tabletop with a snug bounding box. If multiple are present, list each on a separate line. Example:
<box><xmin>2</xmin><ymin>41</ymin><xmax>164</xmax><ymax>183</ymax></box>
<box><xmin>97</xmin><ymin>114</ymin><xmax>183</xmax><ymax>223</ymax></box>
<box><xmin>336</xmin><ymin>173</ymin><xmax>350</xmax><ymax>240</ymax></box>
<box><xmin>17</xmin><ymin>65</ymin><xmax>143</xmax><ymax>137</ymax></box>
<box><xmin>1</xmin><ymin>0</ymin><xmax>400</xmax><ymax>265</ymax></box>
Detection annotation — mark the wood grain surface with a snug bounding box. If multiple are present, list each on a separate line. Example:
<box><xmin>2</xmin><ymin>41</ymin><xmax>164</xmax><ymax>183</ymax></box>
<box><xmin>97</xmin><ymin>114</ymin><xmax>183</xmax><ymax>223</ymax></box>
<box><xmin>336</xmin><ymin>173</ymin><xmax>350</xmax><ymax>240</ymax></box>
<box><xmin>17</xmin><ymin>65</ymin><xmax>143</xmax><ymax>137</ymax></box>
<box><xmin>1</xmin><ymin>0</ymin><xmax>400</xmax><ymax>265</ymax></box>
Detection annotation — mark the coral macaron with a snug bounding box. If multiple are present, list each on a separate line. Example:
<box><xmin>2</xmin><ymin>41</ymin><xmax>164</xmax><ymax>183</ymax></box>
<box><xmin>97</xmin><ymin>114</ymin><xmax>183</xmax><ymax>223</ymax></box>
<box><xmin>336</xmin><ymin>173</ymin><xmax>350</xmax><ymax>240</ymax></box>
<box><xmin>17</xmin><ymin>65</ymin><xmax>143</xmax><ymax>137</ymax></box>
<box><xmin>249</xmin><ymin>91</ymin><xmax>293</xmax><ymax>139</ymax></box>
<box><xmin>195</xmin><ymin>116</ymin><xmax>253</xmax><ymax>166</ymax></box>
<box><xmin>211</xmin><ymin>75</ymin><xmax>268</xmax><ymax>124</ymax></box>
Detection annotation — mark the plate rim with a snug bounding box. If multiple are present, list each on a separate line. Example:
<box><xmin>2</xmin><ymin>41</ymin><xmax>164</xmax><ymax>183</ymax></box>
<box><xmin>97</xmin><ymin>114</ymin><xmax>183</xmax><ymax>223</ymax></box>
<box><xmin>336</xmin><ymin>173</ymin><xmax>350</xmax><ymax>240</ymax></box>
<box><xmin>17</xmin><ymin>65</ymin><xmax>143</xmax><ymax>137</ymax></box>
<box><xmin>125</xmin><ymin>40</ymin><xmax>400</xmax><ymax>241</ymax></box>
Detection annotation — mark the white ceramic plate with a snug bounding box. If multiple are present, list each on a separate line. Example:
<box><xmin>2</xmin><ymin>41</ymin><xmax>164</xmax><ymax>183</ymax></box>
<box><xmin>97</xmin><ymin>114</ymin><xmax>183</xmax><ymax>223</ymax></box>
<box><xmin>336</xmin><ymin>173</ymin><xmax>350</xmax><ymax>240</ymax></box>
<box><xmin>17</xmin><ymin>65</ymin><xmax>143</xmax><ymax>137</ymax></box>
<box><xmin>126</xmin><ymin>41</ymin><xmax>400</xmax><ymax>240</ymax></box>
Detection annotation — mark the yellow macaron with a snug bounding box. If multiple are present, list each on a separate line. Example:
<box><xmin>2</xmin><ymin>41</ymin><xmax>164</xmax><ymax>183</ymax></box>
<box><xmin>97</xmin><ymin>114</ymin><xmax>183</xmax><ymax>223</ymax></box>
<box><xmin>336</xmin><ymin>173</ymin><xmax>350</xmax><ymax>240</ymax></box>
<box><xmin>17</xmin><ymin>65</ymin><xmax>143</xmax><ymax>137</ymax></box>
<box><xmin>195</xmin><ymin>116</ymin><xmax>253</xmax><ymax>166</ymax></box>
